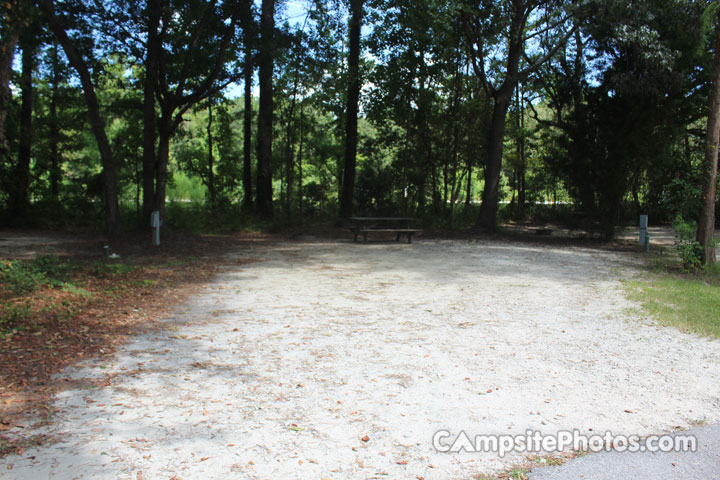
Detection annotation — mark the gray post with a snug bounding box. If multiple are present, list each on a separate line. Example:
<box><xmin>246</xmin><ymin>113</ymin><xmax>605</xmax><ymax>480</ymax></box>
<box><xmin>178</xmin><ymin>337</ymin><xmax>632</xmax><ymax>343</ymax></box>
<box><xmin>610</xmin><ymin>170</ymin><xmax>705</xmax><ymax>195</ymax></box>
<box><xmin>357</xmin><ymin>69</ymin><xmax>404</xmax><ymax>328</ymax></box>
<box><xmin>639</xmin><ymin>215</ymin><xmax>648</xmax><ymax>249</ymax></box>
<box><xmin>151</xmin><ymin>211</ymin><xmax>161</xmax><ymax>246</ymax></box>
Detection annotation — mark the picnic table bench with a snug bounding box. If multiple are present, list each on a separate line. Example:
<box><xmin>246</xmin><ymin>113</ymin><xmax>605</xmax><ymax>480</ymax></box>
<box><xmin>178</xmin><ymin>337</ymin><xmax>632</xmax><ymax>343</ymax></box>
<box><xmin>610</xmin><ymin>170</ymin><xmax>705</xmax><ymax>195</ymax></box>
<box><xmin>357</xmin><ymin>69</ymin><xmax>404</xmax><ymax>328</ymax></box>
<box><xmin>348</xmin><ymin>217</ymin><xmax>423</xmax><ymax>244</ymax></box>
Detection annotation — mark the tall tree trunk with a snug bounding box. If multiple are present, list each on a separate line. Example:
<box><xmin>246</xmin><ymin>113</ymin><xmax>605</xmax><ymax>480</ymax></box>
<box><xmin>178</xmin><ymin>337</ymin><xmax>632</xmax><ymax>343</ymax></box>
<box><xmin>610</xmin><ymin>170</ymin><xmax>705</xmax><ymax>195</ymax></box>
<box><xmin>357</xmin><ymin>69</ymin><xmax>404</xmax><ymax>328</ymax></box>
<box><xmin>442</xmin><ymin>162</ymin><xmax>448</xmax><ymax>208</ymax></box>
<box><xmin>255</xmin><ymin>0</ymin><xmax>275</xmax><ymax>217</ymax></box>
<box><xmin>697</xmin><ymin>14</ymin><xmax>720</xmax><ymax>265</ymax></box>
<box><xmin>339</xmin><ymin>0</ymin><xmax>363</xmax><ymax>218</ymax></box>
<box><xmin>49</xmin><ymin>43</ymin><xmax>61</xmax><ymax>199</ymax></box>
<box><xmin>283</xmin><ymin>72</ymin><xmax>300</xmax><ymax>217</ymax></box>
<box><xmin>449</xmin><ymin>125</ymin><xmax>460</xmax><ymax>228</ymax></box>
<box><xmin>297</xmin><ymin>103</ymin><xmax>305</xmax><ymax>216</ymax></box>
<box><xmin>155</xmin><ymin>119</ymin><xmax>172</xmax><ymax>221</ymax></box>
<box><xmin>465</xmin><ymin>162</ymin><xmax>472</xmax><ymax>206</ymax></box>
<box><xmin>141</xmin><ymin>0</ymin><xmax>161</xmax><ymax>225</ymax></box>
<box><xmin>207</xmin><ymin>102</ymin><xmax>216</xmax><ymax>206</ymax></box>
<box><xmin>516</xmin><ymin>85</ymin><xmax>526</xmax><ymax>218</ymax></box>
<box><xmin>401</xmin><ymin>98</ymin><xmax>412</xmax><ymax>216</ymax></box>
<box><xmin>243</xmin><ymin>50</ymin><xmax>254</xmax><ymax>209</ymax></box>
<box><xmin>0</xmin><ymin>16</ymin><xmax>19</xmax><ymax>165</ymax></box>
<box><xmin>12</xmin><ymin>36</ymin><xmax>34</xmax><ymax>219</ymax></box>
<box><xmin>476</xmin><ymin>93</ymin><xmax>512</xmax><ymax>231</ymax></box>
<box><xmin>39</xmin><ymin>0</ymin><xmax>120</xmax><ymax>232</ymax></box>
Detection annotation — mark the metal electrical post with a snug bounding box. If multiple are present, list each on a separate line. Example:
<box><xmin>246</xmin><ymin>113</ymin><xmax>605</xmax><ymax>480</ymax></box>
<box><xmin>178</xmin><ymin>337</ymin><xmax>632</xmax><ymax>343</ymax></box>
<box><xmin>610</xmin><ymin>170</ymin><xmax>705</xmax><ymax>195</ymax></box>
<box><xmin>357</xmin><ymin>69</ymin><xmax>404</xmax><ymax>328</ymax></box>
<box><xmin>639</xmin><ymin>215</ymin><xmax>649</xmax><ymax>252</ymax></box>
<box><xmin>151</xmin><ymin>211</ymin><xmax>161</xmax><ymax>246</ymax></box>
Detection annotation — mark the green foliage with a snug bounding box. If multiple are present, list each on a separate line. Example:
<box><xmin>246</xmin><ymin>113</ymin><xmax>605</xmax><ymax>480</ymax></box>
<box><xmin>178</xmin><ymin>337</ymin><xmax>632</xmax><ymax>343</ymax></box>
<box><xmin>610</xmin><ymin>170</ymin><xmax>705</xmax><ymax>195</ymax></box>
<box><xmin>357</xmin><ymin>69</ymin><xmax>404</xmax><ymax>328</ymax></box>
<box><xmin>0</xmin><ymin>0</ymin><xmax>713</xmax><ymax>234</ymax></box>
<box><xmin>659</xmin><ymin>173</ymin><xmax>703</xmax><ymax>222</ymax></box>
<box><xmin>167</xmin><ymin>171</ymin><xmax>207</xmax><ymax>204</ymax></box>
<box><xmin>0</xmin><ymin>255</ymin><xmax>70</xmax><ymax>294</ymax></box>
<box><xmin>60</xmin><ymin>283</ymin><xmax>93</xmax><ymax>298</ymax></box>
<box><xmin>354</xmin><ymin>162</ymin><xmax>395</xmax><ymax>215</ymax></box>
<box><xmin>0</xmin><ymin>261</ymin><xmax>46</xmax><ymax>294</ymax></box>
<box><xmin>672</xmin><ymin>215</ymin><xmax>705</xmax><ymax>271</ymax></box>
<box><xmin>173</xmin><ymin>99</ymin><xmax>242</xmax><ymax>206</ymax></box>
<box><xmin>0</xmin><ymin>303</ymin><xmax>32</xmax><ymax>332</ymax></box>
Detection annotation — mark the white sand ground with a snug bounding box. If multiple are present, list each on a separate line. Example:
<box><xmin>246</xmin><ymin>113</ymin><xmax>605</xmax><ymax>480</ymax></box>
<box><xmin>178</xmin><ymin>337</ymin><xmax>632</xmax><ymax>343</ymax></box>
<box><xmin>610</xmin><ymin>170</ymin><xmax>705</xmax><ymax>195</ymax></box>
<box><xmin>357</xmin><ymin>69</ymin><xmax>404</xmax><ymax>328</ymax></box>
<box><xmin>2</xmin><ymin>239</ymin><xmax>720</xmax><ymax>479</ymax></box>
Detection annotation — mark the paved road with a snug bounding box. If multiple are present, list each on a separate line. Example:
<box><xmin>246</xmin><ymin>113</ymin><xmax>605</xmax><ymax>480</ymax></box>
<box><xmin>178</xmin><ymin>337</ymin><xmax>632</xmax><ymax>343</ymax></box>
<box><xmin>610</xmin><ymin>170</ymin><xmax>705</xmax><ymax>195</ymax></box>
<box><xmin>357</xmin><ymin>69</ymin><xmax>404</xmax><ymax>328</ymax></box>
<box><xmin>529</xmin><ymin>423</ymin><xmax>720</xmax><ymax>480</ymax></box>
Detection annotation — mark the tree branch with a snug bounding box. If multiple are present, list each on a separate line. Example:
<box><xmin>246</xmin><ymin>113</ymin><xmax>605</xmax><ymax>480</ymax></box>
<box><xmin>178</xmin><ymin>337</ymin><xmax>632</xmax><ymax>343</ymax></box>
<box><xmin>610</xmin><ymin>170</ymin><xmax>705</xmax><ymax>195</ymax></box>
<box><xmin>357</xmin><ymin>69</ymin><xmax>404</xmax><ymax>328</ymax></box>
<box><xmin>519</xmin><ymin>22</ymin><xmax>579</xmax><ymax>78</ymax></box>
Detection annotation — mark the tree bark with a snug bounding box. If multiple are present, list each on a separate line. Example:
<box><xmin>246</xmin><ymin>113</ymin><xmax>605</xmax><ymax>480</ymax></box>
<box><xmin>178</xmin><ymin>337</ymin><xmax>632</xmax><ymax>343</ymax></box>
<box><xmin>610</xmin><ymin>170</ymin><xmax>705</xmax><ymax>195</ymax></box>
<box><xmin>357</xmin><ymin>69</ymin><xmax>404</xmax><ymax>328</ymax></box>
<box><xmin>11</xmin><ymin>35</ymin><xmax>34</xmax><ymax>219</ymax></box>
<box><xmin>401</xmin><ymin>98</ymin><xmax>412</xmax><ymax>216</ymax></box>
<box><xmin>207</xmin><ymin>102</ymin><xmax>216</xmax><ymax>206</ymax></box>
<box><xmin>297</xmin><ymin>103</ymin><xmax>305</xmax><ymax>216</ymax></box>
<box><xmin>283</xmin><ymin>67</ymin><xmax>301</xmax><ymax>216</ymax></box>
<box><xmin>255</xmin><ymin>0</ymin><xmax>275</xmax><ymax>217</ymax></box>
<box><xmin>49</xmin><ymin>43</ymin><xmax>61</xmax><ymax>199</ymax></box>
<box><xmin>516</xmin><ymin>86</ymin><xmax>526</xmax><ymax>218</ymax></box>
<box><xmin>39</xmin><ymin>0</ymin><xmax>120</xmax><ymax>232</ymax></box>
<box><xmin>338</xmin><ymin>0</ymin><xmax>363</xmax><ymax>218</ymax></box>
<box><xmin>243</xmin><ymin>48</ymin><xmax>254</xmax><ymax>209</ymax></box>
<box><xmin>155</xmin><ymin>117</ymin><xmax>172</xmax><ymax>221</ymax></box>
<box><xmin>449</xmin><ymin>122</ymin><xmax>460</xmax><ymax>228</ymax></box>
<box><xmin>476</xmin><ymin>93</ymin><xmax>512</xmax><ymax>231</ymax></box>
<box><xmin>0</xmin><ymin>16</ymin><xmax>19</xmax><ymax>165</ymax></box>
<box><xmin>465</xmin><ymin>162</ymin><xmax>472</xmax><ymax>206</ymax></box>
<box><xmin>141</xmin><ymin>0</ymin><xmax>161</xmax><ymax>225</ymax></box>
<box><xmin>697</xmin><ymin>13</ymin><xmax>720</xmax><ymax>265</ymax></box>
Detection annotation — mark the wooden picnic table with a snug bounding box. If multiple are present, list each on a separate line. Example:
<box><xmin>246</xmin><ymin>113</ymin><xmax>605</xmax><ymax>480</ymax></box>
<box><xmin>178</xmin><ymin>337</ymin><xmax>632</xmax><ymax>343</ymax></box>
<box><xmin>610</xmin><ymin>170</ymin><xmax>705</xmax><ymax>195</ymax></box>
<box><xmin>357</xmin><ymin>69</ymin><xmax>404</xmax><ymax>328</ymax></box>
<box><xmin>348</xmin><ymin>217</ymin><xmax>422</xmax><ymax>244</ymax></box>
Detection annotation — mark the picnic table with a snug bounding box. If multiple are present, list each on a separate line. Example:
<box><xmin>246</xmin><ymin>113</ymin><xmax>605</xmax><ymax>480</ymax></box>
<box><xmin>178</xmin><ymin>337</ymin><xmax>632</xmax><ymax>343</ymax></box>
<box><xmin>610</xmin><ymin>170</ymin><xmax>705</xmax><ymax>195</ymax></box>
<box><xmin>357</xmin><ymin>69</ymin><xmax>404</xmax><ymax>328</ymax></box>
<box><xmin>348</xmin><ymin>217</ymin><xmax>423</xmax><ymax>244</ymax></box>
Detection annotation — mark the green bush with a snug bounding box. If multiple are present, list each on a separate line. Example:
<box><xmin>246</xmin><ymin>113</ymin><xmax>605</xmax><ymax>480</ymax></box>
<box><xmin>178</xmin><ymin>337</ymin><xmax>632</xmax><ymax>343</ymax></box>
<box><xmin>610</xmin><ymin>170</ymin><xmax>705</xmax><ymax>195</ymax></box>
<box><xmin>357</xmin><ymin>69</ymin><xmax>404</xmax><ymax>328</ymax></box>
<box><xmin>672</xmin><ymin>215</ymin><xmax>704</xmax><ymax>271</ymax></box>
<box><xmin>0</xmin><ymin>262</ymin><xmax>45</xmax><ymax>294</ymax></box>
<box><xmin>0</xmin><ymin>255</ymin><xmax>72</xmax><ymax>294</ymax></box>
<box><xmin>0</xmin><ymin>304</ymin><xmax>32</xmax><ymax>332</ymax></box>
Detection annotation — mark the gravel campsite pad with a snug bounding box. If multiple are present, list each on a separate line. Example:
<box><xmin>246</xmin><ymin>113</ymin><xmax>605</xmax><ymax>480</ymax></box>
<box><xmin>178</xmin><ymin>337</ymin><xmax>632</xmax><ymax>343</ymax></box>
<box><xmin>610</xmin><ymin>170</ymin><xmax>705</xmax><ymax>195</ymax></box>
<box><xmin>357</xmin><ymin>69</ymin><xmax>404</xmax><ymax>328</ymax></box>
<box><xmin>3</xmin><ymin>239</ymin><xmax>720</xmax><ymax>479</ymax></box>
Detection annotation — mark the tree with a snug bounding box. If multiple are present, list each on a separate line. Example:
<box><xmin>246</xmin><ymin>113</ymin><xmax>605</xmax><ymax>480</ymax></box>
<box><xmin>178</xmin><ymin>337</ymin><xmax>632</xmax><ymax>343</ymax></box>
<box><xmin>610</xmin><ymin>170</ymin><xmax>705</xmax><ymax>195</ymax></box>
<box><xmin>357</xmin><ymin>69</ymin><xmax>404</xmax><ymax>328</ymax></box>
<box><xmin>256</xmin><ymin>0</ymin><xmax>275</xmax><ymax>217</ymax></box>
<box><xmin>44</xmin><ymin>42</ymin><xmax>67</xmax><ymax>199</ymax></box>
<box><xmin>339</xmin><ymin>0</ymin><xmax>364</xmax><ymax>218</ymax></box>
<box><xmin>141</xmin><ymin>0</ymin><xmax>161</xmax><ymax>223</ymax></box>
<box><xmin>697</xmin><ymin>5</ymin><xmax>720</xmax><ymax>266</ymax></box>
<box><xmin>242</xmin><ymin>4</ymin><xmax>256</xmax><ymax>210</ymax></box>
<box><xmin>174</xmin><ymin>98</ymin><xmax>240</xmax><ymax>207</ymax></box>
<box><xmin>530</xmin><ymin>0</ymin><xmax>707</xmax><ymax>237</ymax></box>
<box><xmin>10</xmin><ymin>23</ymin><xmax>39</xmax><ymax>219</ymax></box>
<box><xmin>152</xmin><ymin>1</ymin><xmax>243</xmax><ymax>221</ymax></box>
<box><xmin>461</xmin><ymin>0</ymin><xmax>578</xmax><ymax>232</ymax></box>
<box><xmin>38</xmin><ymin>0</ymin><xmax>121</xmax><ymax>232</ymax></box>
<box><xmin>0</xmin><ymin>0</ymin><xmax>21</xmax><ymax>167</ymax></box>
<box><xmin>87</xmin><ymin>0</ymin><xmax>244</xmax><ymax>223</ymax></box>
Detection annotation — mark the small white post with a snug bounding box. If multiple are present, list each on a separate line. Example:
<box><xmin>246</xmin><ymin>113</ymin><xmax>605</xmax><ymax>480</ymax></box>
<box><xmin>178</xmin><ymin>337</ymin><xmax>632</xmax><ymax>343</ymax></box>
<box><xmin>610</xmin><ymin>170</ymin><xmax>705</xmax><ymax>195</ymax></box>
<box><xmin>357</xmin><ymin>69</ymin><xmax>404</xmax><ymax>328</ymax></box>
<box><xmin>151</xmin><ymin>211</ymin><xmax>161</xmax><ymax>246</ymax></box>
<box><xmin>639</xmin><ymin>215</ymin><xmax>648</xmax><ymax>249</ymax></box>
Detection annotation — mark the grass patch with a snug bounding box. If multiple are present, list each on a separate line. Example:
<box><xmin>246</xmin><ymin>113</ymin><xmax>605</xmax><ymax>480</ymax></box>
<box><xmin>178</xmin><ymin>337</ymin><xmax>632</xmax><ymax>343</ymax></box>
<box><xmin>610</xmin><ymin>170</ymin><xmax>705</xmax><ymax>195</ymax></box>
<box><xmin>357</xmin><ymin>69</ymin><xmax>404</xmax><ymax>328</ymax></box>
<box><xmin>625</xmin><ymin>266</ymin><xmax>720</xmax><ymax>338</ymax></box>
<box><xmin>60</xmin><ymin>282</ymin><xmax>94</xmax><ymax>298</ymax></box>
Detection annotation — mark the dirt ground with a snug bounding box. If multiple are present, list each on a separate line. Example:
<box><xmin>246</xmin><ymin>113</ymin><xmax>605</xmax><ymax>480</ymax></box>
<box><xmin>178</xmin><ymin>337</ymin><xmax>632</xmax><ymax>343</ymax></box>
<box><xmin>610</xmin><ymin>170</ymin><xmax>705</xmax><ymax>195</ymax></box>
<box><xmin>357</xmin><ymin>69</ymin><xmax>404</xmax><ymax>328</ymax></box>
<box><xmin>2</xmin><ymin>236</ymin><xmax>720</xmax><ymax>479</ymax></box>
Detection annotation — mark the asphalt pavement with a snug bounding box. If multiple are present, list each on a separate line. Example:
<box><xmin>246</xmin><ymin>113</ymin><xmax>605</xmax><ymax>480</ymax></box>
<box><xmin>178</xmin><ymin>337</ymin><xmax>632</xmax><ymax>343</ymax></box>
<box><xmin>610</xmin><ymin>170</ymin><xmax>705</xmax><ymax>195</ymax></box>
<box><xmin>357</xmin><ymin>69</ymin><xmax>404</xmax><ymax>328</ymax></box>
<box><xmin>529</xmin><ymin>423</ymin><xmax>720</xmax><ymax>480</ymax></box>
